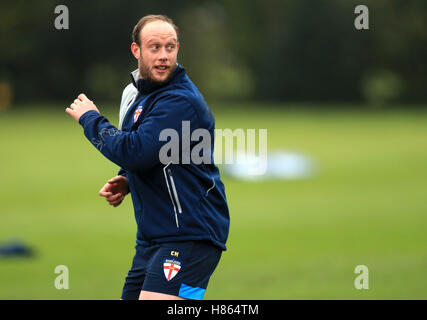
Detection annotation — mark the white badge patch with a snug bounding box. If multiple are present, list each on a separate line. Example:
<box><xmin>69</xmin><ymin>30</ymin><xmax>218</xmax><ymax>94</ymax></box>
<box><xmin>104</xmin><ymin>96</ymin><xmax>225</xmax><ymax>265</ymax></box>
<box><xmin>163</xmin><ymin>258</ymin><xmax>182</xmax><ymax>281</ymax></box>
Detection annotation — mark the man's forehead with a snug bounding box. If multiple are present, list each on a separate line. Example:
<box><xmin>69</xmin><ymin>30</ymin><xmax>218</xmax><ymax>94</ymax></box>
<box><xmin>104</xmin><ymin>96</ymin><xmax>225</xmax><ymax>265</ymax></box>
<box><xmin>141</xmin><ymin>21</ymin><xmax>177</xmax><ymax>43</ymax></box>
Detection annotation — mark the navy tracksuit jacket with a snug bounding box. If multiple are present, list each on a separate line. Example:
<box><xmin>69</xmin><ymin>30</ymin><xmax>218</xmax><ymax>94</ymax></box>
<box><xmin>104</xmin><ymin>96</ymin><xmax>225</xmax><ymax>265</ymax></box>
<box><xmin>78</xmin><ymin>65</ymin><xmax>230</xmax><ymax>250</ymax></box>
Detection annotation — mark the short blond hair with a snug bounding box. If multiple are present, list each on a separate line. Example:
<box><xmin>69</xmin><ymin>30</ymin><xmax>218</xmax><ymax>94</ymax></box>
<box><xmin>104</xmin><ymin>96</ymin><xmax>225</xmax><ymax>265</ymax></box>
<box><xmin>132</xmin><ymin>14</ymin><xmax>179</xmax><ymax>47</ymax></box>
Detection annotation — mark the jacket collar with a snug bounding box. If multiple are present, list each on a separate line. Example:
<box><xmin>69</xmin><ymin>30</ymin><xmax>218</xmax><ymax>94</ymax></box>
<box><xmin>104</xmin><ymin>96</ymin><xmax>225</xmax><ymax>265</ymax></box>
<box><xmin>130</xmin><ymin>63</ymin><xmax>185</xmax><ymax>94</ymax></box>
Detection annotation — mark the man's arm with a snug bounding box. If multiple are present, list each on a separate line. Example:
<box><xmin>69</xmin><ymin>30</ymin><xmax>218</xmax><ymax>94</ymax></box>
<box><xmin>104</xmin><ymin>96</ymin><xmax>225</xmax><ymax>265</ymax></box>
<box><xmin>66</xmin><ymin>93</ymin><xmax>198</xmax><ymax>173</ymax></box>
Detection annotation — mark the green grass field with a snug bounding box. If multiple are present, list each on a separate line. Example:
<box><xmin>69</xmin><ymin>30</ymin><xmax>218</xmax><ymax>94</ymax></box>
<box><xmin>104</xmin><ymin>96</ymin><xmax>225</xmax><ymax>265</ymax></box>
<box><xmin>1</xmin><ymin>104</ymin><xmax>427</xmax><ymax>299</ymax></box>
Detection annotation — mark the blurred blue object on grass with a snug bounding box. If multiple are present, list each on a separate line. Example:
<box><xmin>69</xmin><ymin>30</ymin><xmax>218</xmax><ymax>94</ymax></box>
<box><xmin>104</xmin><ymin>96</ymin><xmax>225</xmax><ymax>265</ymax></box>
<box><xmin>0</xmin><ymin>239</ymin><xmax>35</xmax><ymax>259</ymax></box>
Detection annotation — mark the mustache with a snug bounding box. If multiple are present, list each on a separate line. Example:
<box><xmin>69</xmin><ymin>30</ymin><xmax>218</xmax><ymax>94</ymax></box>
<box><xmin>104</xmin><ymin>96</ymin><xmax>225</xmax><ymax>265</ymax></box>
<box><xmin>139</xmin><ymin>60</ymin><xmax>177</xmax><ymax>83</ymax></box>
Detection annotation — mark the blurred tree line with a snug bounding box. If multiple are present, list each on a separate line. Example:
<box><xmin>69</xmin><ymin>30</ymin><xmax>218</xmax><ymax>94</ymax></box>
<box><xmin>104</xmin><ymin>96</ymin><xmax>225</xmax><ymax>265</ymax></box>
<box><xmin>0</xmin><ymin>0</ymin><xmax>426</xmax><ymax>108</ymax></box>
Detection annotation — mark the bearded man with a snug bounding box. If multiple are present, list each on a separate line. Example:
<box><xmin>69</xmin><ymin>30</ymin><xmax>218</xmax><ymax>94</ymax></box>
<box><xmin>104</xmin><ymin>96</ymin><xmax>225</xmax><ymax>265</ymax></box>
<box><xmin>65</xmin><ymin>15</ymin><xmax>230</xmax><ymax>300</ymax></box>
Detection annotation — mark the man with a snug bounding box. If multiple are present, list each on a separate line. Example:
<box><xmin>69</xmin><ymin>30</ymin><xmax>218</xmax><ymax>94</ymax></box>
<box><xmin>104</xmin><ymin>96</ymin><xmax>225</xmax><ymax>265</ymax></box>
<box><xmin>65</xmin><ymin>15</ymin><xmax>230</xmax><ymax>300</ymax></box>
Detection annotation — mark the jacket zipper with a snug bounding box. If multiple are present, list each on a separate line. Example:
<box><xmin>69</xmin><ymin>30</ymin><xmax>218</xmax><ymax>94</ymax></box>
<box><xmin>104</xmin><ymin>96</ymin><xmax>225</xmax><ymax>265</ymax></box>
<box><xmin>163</xmin><ymin>163</ymin><xmax>181</xmax><ymax>228</ymax></box>
<box><xmin>168</xmin><ymin>169</ymin><xmax>183</xmax><ymax>214</ymax></box>
<box><xmin>205</xmin><ymin>176</ymin><xmax>215</xmax><ymax>197</ymax></box>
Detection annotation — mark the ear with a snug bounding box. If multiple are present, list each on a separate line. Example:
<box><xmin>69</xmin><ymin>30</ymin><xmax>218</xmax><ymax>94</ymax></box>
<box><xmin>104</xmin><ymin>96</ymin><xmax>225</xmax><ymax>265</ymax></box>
<box><xmin>176</xmin><ymin>42</ymin><xmax>180</xmax><ymax>54</ymax></box>
<box><xmin>131</xmin><ymin>42</ymin><xmax>140</xmax><ymax>60</ymax></box>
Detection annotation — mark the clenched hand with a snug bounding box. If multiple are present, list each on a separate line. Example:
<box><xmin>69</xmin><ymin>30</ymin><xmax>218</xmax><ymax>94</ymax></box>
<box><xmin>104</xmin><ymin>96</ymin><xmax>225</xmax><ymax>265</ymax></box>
<box><xmin>66</xmin><ymin>93</ymin><xmax>100</xmax><ymax>122</ymax></box>
<box><xmin>99</xmin><ymin>175</ymin><xmax>130</xmax><ymax>207</ymax></box>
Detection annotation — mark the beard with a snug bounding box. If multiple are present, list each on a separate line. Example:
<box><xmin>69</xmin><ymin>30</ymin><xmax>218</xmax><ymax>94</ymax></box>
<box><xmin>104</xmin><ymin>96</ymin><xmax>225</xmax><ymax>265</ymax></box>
<box><xmin>138</xmin><ymin>55</ymin><xmax>177</xmax><ymax>85</ymax></box>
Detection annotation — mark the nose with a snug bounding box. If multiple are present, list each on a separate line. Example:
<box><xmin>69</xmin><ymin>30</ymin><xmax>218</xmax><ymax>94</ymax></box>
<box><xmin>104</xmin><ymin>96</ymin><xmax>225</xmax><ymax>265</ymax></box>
<box><xmin>158</xmin><ymin>47</ymin><xmax>168</xmax><ymax>61</ymax></box>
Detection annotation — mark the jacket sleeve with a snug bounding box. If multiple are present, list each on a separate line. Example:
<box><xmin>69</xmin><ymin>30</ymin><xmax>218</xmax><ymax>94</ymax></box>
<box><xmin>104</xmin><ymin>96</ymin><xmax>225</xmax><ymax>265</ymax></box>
<box><xmin>117</xmin><ymin>168</ymin><xmax>126</xmax><ymax>177</ymax></box>
<box><xmin>78</xmin><ymin>94</ymin><xmax>199</xmax><ymax>172</ymax></box>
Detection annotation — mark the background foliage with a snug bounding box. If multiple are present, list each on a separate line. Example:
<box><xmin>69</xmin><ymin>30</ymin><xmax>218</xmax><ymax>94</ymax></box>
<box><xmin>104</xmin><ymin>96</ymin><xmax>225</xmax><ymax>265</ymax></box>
<box><xmin>0</xmin><ymin>0</ymin><xmax>426</xmax><ymax>105</ymax></box>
